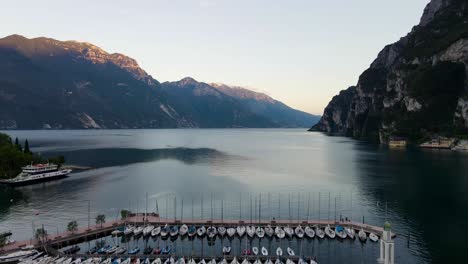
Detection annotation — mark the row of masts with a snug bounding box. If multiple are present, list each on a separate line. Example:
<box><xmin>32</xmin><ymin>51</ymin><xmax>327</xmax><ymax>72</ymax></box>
<box><xmin>127</xmin><ymin>192</ymin><xmax>366</xmax><ymax>226</ymax></box>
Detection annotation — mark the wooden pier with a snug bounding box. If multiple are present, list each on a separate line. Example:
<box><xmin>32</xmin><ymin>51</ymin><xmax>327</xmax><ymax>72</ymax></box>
<box><xmin>1</xmin><ymin>213</ymin><xmax>393</xmax><ymax>254</ymax></box>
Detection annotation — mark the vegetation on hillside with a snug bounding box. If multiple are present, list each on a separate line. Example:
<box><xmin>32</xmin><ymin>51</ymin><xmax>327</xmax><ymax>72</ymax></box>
<box><xmin>0</xmin><ymin>132</ymin><xmax>65</xmax><ymax>179</ymax></box>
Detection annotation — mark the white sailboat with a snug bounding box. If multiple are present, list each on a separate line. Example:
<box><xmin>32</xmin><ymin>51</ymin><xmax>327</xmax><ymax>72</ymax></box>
<box><xmin>227</xmin><ymin>227</ymin><xmax>236</xmax><ymax>237</ymax></box>
<box><xmin>358</xmin><ymin>229</ymin><xmax>367</xmax><ymax>242</ymax></box>
<box><xmin>275</xmin><ymin>226</ymin><xmax>285</xmax><ymax>239</ymax></box>
<box><xmin>304</xmin><ymin>226</ymin><xmax>315</xmax><ymax>238</ymax></box>
<box><xmin>218</xmin><ymin>226</ymin><xmax>227</xmax><ymax>237</ymax></box>
<box><xmin>253</xmin><ymin>260</ymin><xmax>262</xmax><ymax>264</ymax></box>
<box><xmin>241</xmin><ymin>259</ymin><xmax>251</xmax><ymax>264</ymax></box>
<box><xmin>133</xmin><ymin>226</ymin><xmax>144</xmax><ymax>236</ymax></box>
<box><xmin>143</xmin><ymin>225</ymin><xmax>155</xmax><ymax>236</ymax></box>
<box><xmin>315</xmin><ymin>226</ymin><xmax>325</xmax><ymax>239</ymax></box>
<box><xmin>151</xmin><ymin>258</ymin><xmax>162</xmax><ymax>264</ymax></box>
<box><xmin>283</xmin><ymin>226</ymin><xmax>294</xmax><ymax>238</ymax></box>
<box><xmin>237</xmin><ymin>226</ymin><xmax>246</xmax><ymax>237</ymax></box>
<box><xmin>179</xmin><ymin>224</ymin><xmax>188</xmax><ymax>236</ymax></box>
<box><xmin>152</xmin><ymin>226</ymin><xmax>161</xmax><ymax>237</ymax></box>
<box><xmin>294</xmin><ymin>225</ymin><xmax>304</xmax><ymax>238</ymax></box>
<box><xmin>261</xmin><ymin>246</ymin><xmax>268</xmax><ymax>256</ymax></box>
<box><xmin>197</xmin><ymin>226</ymin><xmax>206</xmax><ymax>237</ymax></box>
<box><xmin>265</xmin><ymin>225</ymin><xmax>274</xmax><ymax>237</ymax></box>
<box><xmin>324</xmin><ymin>225</ymin><xmax>335</xmax><ymax>239</ymax></box>
<box><xmin>276</xmin><ymin>247</ymin><xmax>283</xmax><ymax>256</ymax></box>
<box><xmin>286</xmin><ymin>247</ymin><xmax>295</xmax><ymax>256</ymax></box>
<box><xmin>198</xmin><ymin>259</ymin><xmax>207</xmax><ymax>264</ymax></box>
<box><xmin>124</xmin><ymin>225</ymin><xmax>135</xmax><ymax>236</ymax></box>
<box><xmin>207</xmin><ymin>226</ymin><xmax>217</xmax><ymax>239</ymax></box>
<box><xmin>345</xmin><ymin>227</ymin><xmax>355</xmax><ymax>239</ymax></box>
<box><xmin>256</xmin><ymin>226</ymin><xmax>265</xmax><ymax>238</ymax></box>
<box><xmin>230</xmin><ymin>257</ymin><xmax>239</xmax><ymax>264</ymax></box>
<box><xmin>274</xmin><ymin>259</ymin><xmax>283</xmax><ymax>264</ymax></box>
<box><xmin>252</xmin><ymin>246</ymin><xmax>259</xmax><ymax>255</ymax></box>
<box><xmin>247</xmin><ymin>226</ymin><xmax>256</xmax><ymax>238</ymax></box>
<box><xmin>369</xmin><ymin>232</ymin><xmax>379</xmax><ymax>242</ymax></box>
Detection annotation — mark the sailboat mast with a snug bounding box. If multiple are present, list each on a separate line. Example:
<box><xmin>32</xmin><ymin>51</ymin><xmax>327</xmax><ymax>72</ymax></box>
<box><xmin>145</xmin><ymin>192</ymin><xmax>148</xmax><ymax>225</ymax></box>
<box><xmin>181</xmin><ymin>198</ymin><xmax>184</xmax><ymax>222</ymax></box>
<box><xmin>288</xmin><ymin>193</ymin><xmax>291</xmax><ymax>222</ymax></box>
<box><xmin>259</xmin><ymin>193</ymin><xmax>262</xmax><ymax>224</ymax></box>
<box><xmin>297</xmin><ymin>193</ymin><xmax>300</xmax><ymax>225</ymax></box>
<box><xmin>306</xmin><ymin>192</ymin><xmax>310</xmax><ymax>222</ymax></box>
<box><xmin>239</xmin><ymin>192</ymin><xmax>242</xmax><ymax>221</ymax></box>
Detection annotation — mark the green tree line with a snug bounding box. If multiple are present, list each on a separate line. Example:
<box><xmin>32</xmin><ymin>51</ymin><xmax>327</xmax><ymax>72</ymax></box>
<box><xmin>0</xmin><ymin>132</ymin><xmax>65</xmax><ymax>179</ymax></box>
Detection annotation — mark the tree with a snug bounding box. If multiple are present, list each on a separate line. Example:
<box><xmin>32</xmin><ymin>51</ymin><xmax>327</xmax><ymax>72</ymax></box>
<box><xmin>23</xmin><ymin>139</ymin><xmax>31</xmax><ymax>154</ymax></box>
<box><xmin>14</xmin><ymin>137</ymin><xmax>22</xmax><ymax>152</ymax></box>
<box><xmin>67</xmin><ymin>220</ymin><xmax>78</xmax><ymax>234</ymax></box>
<box><xmin>96</xmin><ymin>214</ymin><xmax>106</xmax><ymax>228</ymax></box>
<box><xmin>35</xmin><ymin>228</ymin><xmax>47</xmax><ymax>242</ymax></box>
<box><xmin>120</xmin><ymin>210</ymin><xmax>131</xmax><ymax>219</ymax></box>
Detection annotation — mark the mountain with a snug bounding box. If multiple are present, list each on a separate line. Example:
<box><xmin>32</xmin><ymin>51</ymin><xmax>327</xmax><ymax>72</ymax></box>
<box><xmin>0</xmin><ymin>34</ymin><xmax>191</xmax><ymax>129</ymax></box>
<box><xmin>312</xmin><ymin>0</ymin><xmax>468</xmax><ymax>143</ymax></box>
<box><xmin>160</xmin><ymin>77</ymin><xmax>275</xmax><ymax>128</ymax></box>
<box><xmin>0</xmin><ymin>35</ymin><xmax>316</xmax><ymax>129</ymax></box>
<box><xmin>210</xmin><ymin>83</ymin><xmax>320</xmax><ymax>127</ymax></box>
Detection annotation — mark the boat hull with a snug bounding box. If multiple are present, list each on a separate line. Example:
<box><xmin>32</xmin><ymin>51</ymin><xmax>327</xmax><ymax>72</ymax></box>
<box><xmin>0</xmin><ymin>170</ymin><xmax>71</xmax><ymax>187</ymax></box>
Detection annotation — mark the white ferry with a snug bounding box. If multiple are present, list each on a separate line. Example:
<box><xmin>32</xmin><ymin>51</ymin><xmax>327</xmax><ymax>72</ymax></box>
<box><xmin>0</xmin><ymin>163</ymin><xmax>72</xmax><ymax>186</ymax></box>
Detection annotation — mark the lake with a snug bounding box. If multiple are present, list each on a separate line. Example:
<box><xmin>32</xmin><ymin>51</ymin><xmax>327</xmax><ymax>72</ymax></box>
<box><xmin>1</xmin><ymin>129</ymin><xmax>467</xmax><ymax>263</ymax></box>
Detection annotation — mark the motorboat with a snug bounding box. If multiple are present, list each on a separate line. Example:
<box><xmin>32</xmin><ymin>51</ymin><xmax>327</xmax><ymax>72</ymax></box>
<box><xmin>242</xmin><ymin>249</ymin><xmax>252</xmax><ymax>255</ymax></box>
<box><xmin>188</xmin><ymin>259</ymin><xmax>197</xmax><ymax>264</ymax></box>
<box><xmin>324</xmin><ymin>225</ymin><xmax>335</xmax><ymax>239</ymax></box>
<box><xmin>252</xmin><ymin>246</ymin><xmax>259</xmax><ymax>255</ymax></box>
<box><xmin>286</xmin><ymin>247</ymin><xmax>295</xmax><ymax>256</ymax></box>
<box><xmin>246</xmin><ymin>226</ymin><xmax>255</xmax><ymax>238</ymax></box>
<box><xmin>208</xmin><ymin>259</ymin><xmax>216</xmax><ymax>264</ymax></box>
<box><xmin>63</xmin><ymin>245</ymin><xmax>80</xmax><ymax>254</ymax></box>
<box><xmin>161</xmin><ymin>246</ymin><xmax>171</xmax><ymax>255</ymax></box>
<box><xmin>134</xmin><ymin>259</ymin><xmax>141</xmax><ymax>264</ymax></box>
<box><xmin>283</xmin><ymin>226</ymin><xmax>294</xmax><ymax>238</ymax></box>
<box><xmin>169</xmin><ymin>226</ymin><xmax>179</xmax><ymax>238</ymax></box>
<box><xmin>197</xmin><ymin>260</ymin><xmax>206</xmax><ymax>264</ymax></box>
<box><xmin>122</xmin><ymin>258</ymin><xmax>131</xmax><ymax>264</ymax></box>
<box><xmin>153</xmin><ymin>247</ymin><xmax>161</xmax><ymax>254</ymax></box>
<box><xmin>265</xmin><ymin>225</ymin><xmax>274</xmax><ymax>237</ymax></box>
<box><xmin>128</xmin><ymin>247</ymin><xmax>140</xmax><ymax>254</ymax></box>
<box><xmin>207</xmin><ymin>226</ymin><xmax>217</xmax><ymax>239</ymax></box>
<box><xmin>188</xmin><ymin>225</ymin><xmax>197</xmax><ymax>237</ymax></box>
<box><xmin>111</xmin><ymin>227</ymin><xmax>124</xmax><ymax>236</ymax></box>
<box><xmin>0</xmin><ymin>250</ymin><xmax>38</xmax><ymax>263</ymax></box>
<box><xmin>218</xmin><ymin>259</ymin><xmax>227</xmax><ymax>264</ymax></box>
<box><xmin>115</xmin><ymin>247</ymin><xmax>127</xmax><ymax>254</ymax></box>
<box><xmin>133</xmin><ymin>226</ymin><xmax>144</xmax><ymax>236</ymax></box>
<box><xmin>274</xmin><ymin>226</ymin><xmax>285</xmax><ymax>239</ymax></box>
<box><xmin>315</xmin><ymin>226</ymin><xmax>325</xmax><ymax>239</ymax></box>
<box><xmin>100</xmin><ymin>259</ymin><xmax>111</xmax><ymax>264</ymax></box>
<box><xmin>222</xmin><ymin>246</ymin><xmax>231</xmax><ymax>255</ymax></box>
<box><xmin>160</xmin><ymin>225</ymin><xmax>169</xmax><ymax>238</ymax></box>
<box><xmin>241</xmin><ymin>259</ymin><xmax>251</xmax><ymax>264</ymax></box>
<box><xmin>152</xmin><ymin>226</ymin><xmax>162</xmax><ymax>237</ymax></box>
<box><xmin>164</xmin><ymin>257</ymin><xmax>175</xmax><ymax>264</ymax></box>
<box><xmin>276</xmin><ymin>247</ymin><xmax>283</xmax><ymax>256</ymax></box>
<box><xmin>345</xmin><ymin>227</ymin><xmax>355</xmax><ymax>239</ymax></box>
<box><xmin>294</xmin><ymin>226</ymin><xmax>304</xmax><ymax>238</ymax></box>
<box><xmin>285</xmin><ymin>260</ymin><xmax>295</xmax><ymax>264</ymax></box>
<box><xmin>72</xmin><ymin>258</ymin><xmax>82</xmax><ymax>264</ymax></box>
<box><xmin>143</xmin><ymin>225</ymin><xmax>155</xmax><ymax>236</ymax></box>
<box><xmin>105</xmin><ymin>245</ymin><xmax>119</xmax><ymax>254</ymax></box>
<box><xmin>87</xmin><ymin>247</ymin><xmax>98</xmax><ymax>254</ymax></box>
<box><xmin>237</xmin><ymin>226</ymin><xmax>246</xmax><ymax>237</ymax></box>
<box><xmin>256</xmin><ymin>227</ymin><xmax>265</xmax><ymax>238</ymax></box>
<box><xmin>304</xmin><ymin>226</ymin><xmax>315</xmax><ymax>239</ymax></box>
<box><xmin>358</xmin><ymin>229</ymin><xmax>367</xmax><ymax>242</ymax></box>
<box><xmin>274</xmin><ymin>259</ymin><xmax>283</xmax><ymax>264</ymax></box>
<box><xmin>177</xmin><ymin>258</ymin><xmax>186</xmax><ymax>264</ymax></box>
<box><xmin>143</xmin><ymin>246</ymin><xmax>153</xmax><ymax>255</ymax></box>
<box><xmin>310</xmin><ymin>259</ymin><xmax>318</xmax><ymax>264</ymax></box>
<box><xmin>334</xmin><ymin>225</ymin><xmax>347</xmax><ymax>239</ymax></box>
<box><xmin>179</xmin><ymin>224</ymin><xmax>189</xmax><ymax>236</ymax></box>
<box><xmin>143</xmin><ymin>259</ymin><xmax>151</xmax><ymax>264</ymax></box>
<box><xmin>97</xmin><ymin>245</ymin><xmax>111</xmax><ymax>254</ymax></box>
<box><xmin>124</xmin><ymin>225</ymin><xmax>135</xmax><ymax>236</ymax></box>
<box><xmin>253</xmin><ymin>260</ymin><xmax>262</xmax><ymax>264</ymax></box>
<box><xmin>227</xmin><ymin>227</ymin><xmax>236</xmax><ymax>238</ymax></box>
<box><xmin>197</xmin><ymin>226</ymin><xmax>206</xmax><ymax>237</ymax></box>
<box><xmin>298</xmin><ymin>259</ymin><xmax>307</xmax><ymax>264</ymax></box>
<box><xmin>261</xmin><ymin>246</ymin><xmax>268</xmax><ymax>256</ymax></box>
<box><xmin>218</xmin><ymin>226</ymin><xmax>227</xmax><ymax>237</ymax></box>
<box><xmin>369</xmin><ymin>232</ymin><xmax>379</xmax><ymax>242</ymax></box>
<box><xmin>265</xmin><ymin>260</ymin><xmax>273</xmax><ymax>264</ymax></box>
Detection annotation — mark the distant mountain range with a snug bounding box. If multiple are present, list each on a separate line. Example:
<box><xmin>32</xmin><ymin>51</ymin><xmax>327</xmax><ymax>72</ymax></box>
<box><xmin>0</xmin><ymin>34</ymin><xmax>319</xmax><ymax>129</ymax></box>
<box><xmin>312</xmin><ymin>0</ymin><xmax>468</xmax><ymax>142</ymax></box>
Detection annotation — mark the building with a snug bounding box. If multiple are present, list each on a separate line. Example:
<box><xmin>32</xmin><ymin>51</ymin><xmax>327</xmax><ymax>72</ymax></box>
<box><xmin>378</xmin><ymin>222</ymin><xmax>395</xmax><ymax>264</ymax></box>
<box><xmin>420</xmin><ymin>137</ymin><xmax>454</xmax><ymax>149</ymax></box>
<box><xmin>388</xmin><ymin>137</ymin><xmax>407</xmax><ymax>148</ymax></box>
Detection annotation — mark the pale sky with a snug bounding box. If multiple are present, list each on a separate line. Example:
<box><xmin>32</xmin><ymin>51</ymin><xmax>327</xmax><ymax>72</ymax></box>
<box><xmin>1</xmin><ymin>0</ymin><xmax>429</xmax><ymax>115</ymax></box>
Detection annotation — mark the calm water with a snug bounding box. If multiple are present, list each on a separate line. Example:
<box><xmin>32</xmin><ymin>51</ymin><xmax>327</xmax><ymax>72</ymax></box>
<box><xmin>1</xmin><ymin>129</ymin><xmax>467</xmax><ymax>263</ymax></box>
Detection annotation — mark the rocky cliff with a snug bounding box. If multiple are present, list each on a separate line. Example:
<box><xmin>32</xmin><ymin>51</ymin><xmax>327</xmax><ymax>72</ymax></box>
<box><xmin>312</xmin><ymin>0</ymin><xmax>468</xmax><ymax>142</ymax></box>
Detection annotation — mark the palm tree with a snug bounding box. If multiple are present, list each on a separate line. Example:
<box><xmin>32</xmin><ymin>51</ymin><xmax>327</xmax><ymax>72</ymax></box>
<box><xmin>120</xmin><ymin>210</ymin><xmax>131</xmax><ymax>219</ymax></box>
<box><xmin>67</xmin><ymin>221</ymin><xmax>78</xmax><ymax>234</ymax></box>
<box><xmin>96</xmin><ymin>214</ymin><xmax>106</xmax><ymax>228</ymax></box>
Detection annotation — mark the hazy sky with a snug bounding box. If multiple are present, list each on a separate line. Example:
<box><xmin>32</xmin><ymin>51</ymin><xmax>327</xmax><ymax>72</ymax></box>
<box><xmin>1</xmin><ymin>0</ymin><xmax>429</xmax><ymax>115</ymax></box>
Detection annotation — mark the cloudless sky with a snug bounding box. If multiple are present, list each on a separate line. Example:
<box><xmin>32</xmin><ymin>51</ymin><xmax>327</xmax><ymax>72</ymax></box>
<box><xmin>1</xmin><ymin>0</ymin><xmax>429</xmax><ymax>115</ymax></box>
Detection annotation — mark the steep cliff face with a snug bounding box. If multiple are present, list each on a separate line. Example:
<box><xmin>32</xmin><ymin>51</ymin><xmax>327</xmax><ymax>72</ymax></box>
<box><xmin>313</xmin><ymin>0</ymin><xmax>468</xmax><ymax>142</ymax></box>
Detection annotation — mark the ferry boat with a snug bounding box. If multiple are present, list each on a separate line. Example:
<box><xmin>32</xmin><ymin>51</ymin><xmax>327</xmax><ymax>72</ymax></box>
<box><xmin>0</xmin><ymin>163</ymin><xmax>72</xmax><ymax>186</ymax></box>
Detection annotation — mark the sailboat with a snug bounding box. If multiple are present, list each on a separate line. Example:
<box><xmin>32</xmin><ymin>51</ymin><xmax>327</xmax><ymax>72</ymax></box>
<box><xmin>256</xmin><ymin>226</ymin><xmax>265</xmax><ymax>238</ymax></box>
<box><xmin>345</xmin><ymin>227</ymin><xmax>355</xmax><ymax>239</ymax></box>
<box><xmin>241</xmin><ymin>259</ymin><xmax>251</xmax><ymax>264</ymax></box>
<box><xmin>265</xmin><ymin>225</ymin><xmax>274</xmax><ymax>237</ymax></box>
<box><xmin>358</xmin><ymin>229</ymin><xmax>367</xmax><ymax>242</ymax></box>
<box><xmin>143</xmin><ymin>225</ymin><xmax>155</xmax><ymax>236</ymax></box>
<box><xmin>151</xmin><ymin>226</ymin><xmax>161</xmax><ymax>237</ymax></box>
<box><xmin>265</xmin><ymin>260</ymin><xmax>273</xmax><ymax>264</ymax></box>
<box><xmin>179</xmin><ymin>224</ymin><xmax>189</xmax><ymax>236</ymax></box>
<box><xmin>285</xmin><ymin>259</ymin><xmax>294</xmax><ymax>264</ymax></box>
<box><xmin>275</xmin><ymin>226</ymin><xmax>285</xmax><ymax>239</ymax></box>
<box><xmin>207</xmin><ymin>226</ymin><xmax>217</xmax><ymax>239</ymax></box>
<box><xmin>283</xmin><ymin>226</ymin><xmax>294</xmax><ymax>238</ymax></box>
<box><xmin>133</xmin><ymin>226</ymin><xmax>144</xmax><ymax>236</ymax></box>
<box><xmin>218</xmin><ymin>226</ymin><xmax>227</xmax><ymax>237</ymax></box>
<box><xmin>276</xmin><ymin>247</ymin><xmax>283</xmax><ymax>256</ymax></box>
<box><xmin>253</xmin><ymin>260</ymin><xmax>262</xmax><ymax>264</ymax></box>
<box><xmin>222</xmin><ymin>246</ymin><xmax>232</xmax><ymax>255</ymax></box>
<box><xmin>334</xmin><ymin>225</ymin><xmax>347</xmax><ymax>239</ymax></box>
<box><xmin>274</xmin><ymin>259</ymin><xmax>283</xmax><ymax>264</ymax></box>
<box><xmin>298</xmin><ymin>259</ymin><xmax>307</xmax><ymax>264</ymax></box>
<box><xmin>169</xmin><ymin>225</ymin><xmax>179</xmax><ymax>238</ymax></box>
<box><xmin>188</xmin><ymin>225</ymin><xmax>197</xmax><ymax>237</ymax></box>
<box><xmin>261</xmin><ymin>247</ymin><xmax>268</xmax><ymax>256</ymax></box>
<box><xmin>286</xmin><ymin>247</ymin><xmax>295</xmax><ymax>256</ymax></box>
<box><xmin>231</xmin><ymin>257</ymin><xmax>239</xmax><ymax>264</ymax></box>
<box><xmin>198</xmin><ymin>259</ymin><xmax>207</xmax><ymax>264</ymax></box>
<box><xmin>314</xmin><ymin>226</ymin><xmax>324</xmax><ymax>239</ymax></box>
<box><xmin>124</xmin><ymin>225</ymin><xmax>135</xmax><ymax>236</ymax></box>
<box><xmin>294</xmin><ymin>225</ymin><xmax>304</xmax><ymax>238</ymax></box>
<box><xmin>237</xmin><ymin>226</ymin><xmax>246</xmax><ymax>237</ymax></box>
<box><xmin>304</xmin><ymin>226</ymin><xmax>315</xmax><ymax>238</ymax></box>
<box><xmin>227</xmin><ymin>227</ymin><xmax>236</xmax><ymax>238</ymax></box>
<box><xmin>324</xmin><ymin>225</ymin><xmax>335</xmax><ymax>239</ymax></box>
<box><xmin>247</xmin><ymin>226</ymin><xmax>256</xmax><ymax>238</ymax></box>
<box><xmin>197</xmin><ymin>226</ymin><xmax>206</xmax><ymax>237</ymax></box>
<box><xmin>188</xmin><ymin>259</ymin><xmax>197</xmax><ymax>264</ymax></box>
<box><xmin>151</xmin><ymin>259</ymin><xmax>162</xmax><ymax>264</ymax></box>
<box><xmin>310</xmin><ymin>259</ymin><xmax>318</xmax><ymax>264</ymax></box>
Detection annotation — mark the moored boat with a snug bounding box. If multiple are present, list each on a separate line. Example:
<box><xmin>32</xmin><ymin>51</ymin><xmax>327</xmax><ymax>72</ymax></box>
<box><xmin>276</xmin><ymin>247</ymin><xmax>283</xmax><ymax>256</ymax></box>
<box><xmin>256</xmin><ymin>226</ymin><xmax>265</xmax><ymax>238</ymax></box>
<box><xmin>143</xmin><ymin>225</ymin><xmax>155</xmax><ymax>236</ymax></box>
<box><xmin>369</xmin><ymin>232</ymin><xmax>379</xmax><ymax>242</ymax></box>
<box><xmin>265</xmin><ymin>225</ymin><xmax>274</xmax><ymax>237</ymax></box>
<box><xmin>246</xmin><ymin>226</ymin><xmax>255</xmax><ymax>238</ymax></box>
<box><xmin>314</xmin><ymin>226</ymin><xmax>325</xmax><ymax>239</ymax></box>
<box><xmin>197</xmin><ymin>226</ymin><xmax>206</xmax><ymax>237</ymax></box>
<box><xmin>252</xmin><ymin>247</ymin><xmax>259</xmax><ymax>256</ymax></box>
<box><xmin>324</xmin><ymin>225</ymin><xmax>335</xmax><ymax>239</ymax></box>
<box><xmin>188</xmin><ymin>225</ymin><xmax>197</xmax><ymax>237</ymax></box>
<box><xmin>227</xmin><ymin>227</ymin><xmax>236</xmax><ymax>238</ymax></box>
<box><xmin>218</xmin><ymin>226</ymin><xmax>227</xmax><ymax>237</ymax></box>
<box><xmin>0</xmin><ymin>250</ymin><xmax>37</xmax><ymax>263</ymax></box>
<box><xmin>283</xmin><ymin>226</ymin><xmax>294</xmax><ymax>238</ymax></box>
<box><xmin>151</xmin><ymin>226</ymin><xmax>161</xmax><ymax>237</ymax></box>
<box><xmin>261</xmin><ymin>246</ymin><xmax>268</xmax><ymax>256</ymax></box>
<box><xmin>334</xmin><ymin>225</ymin><xmax>347</xmax><ymax>239</ymax></box>
<box><xmin>286</xmin><ymin>247</ymin><xmax>295</xmax><ymax>256</ymax></box>
<box><xmin>358</xmin><ymin>229</ymin><xmax>367</xmax><ymax>242</ymax></box>
<box><xmin>345</xmin><ymin>227</ymin><xmax>355</xmax><ymax>239</ymax></box>
<box><xmin>237</xmin><ymin>226</ymin><xmax>246</xmax><ymax>237</ymax></box>
<box><xmin>294</xmin><ymin>225</ymin><xmax>304</xmax><ymax>238</ymax></box>
<box><xmin>133</xmin><ymin>226</ymin><xmax>144</xmax><ymax>236</ymax></box>
<box><xmin>275</xmin><ymin>226</ymin><xmax>285</xmax><ymax>239</ymax></box>
<box><xmin>179</xmin><ymin>224</ymin><xmax>189</xmax><ymax>236</ymax></box>
<box><xmin>304</xmin><ymin>226</ymin><xmax>315</xmax><ymax>238</ymax></box>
